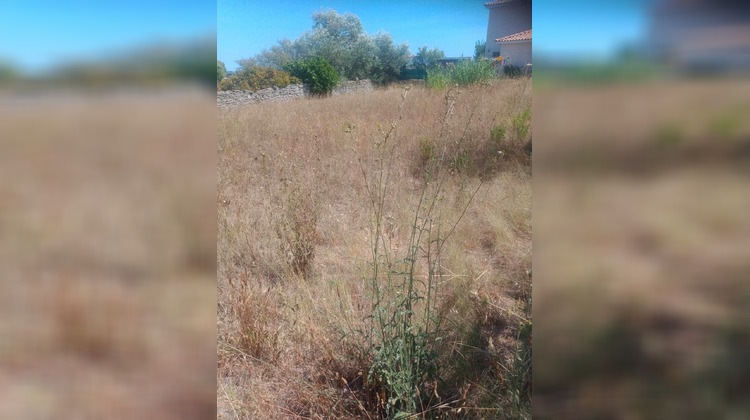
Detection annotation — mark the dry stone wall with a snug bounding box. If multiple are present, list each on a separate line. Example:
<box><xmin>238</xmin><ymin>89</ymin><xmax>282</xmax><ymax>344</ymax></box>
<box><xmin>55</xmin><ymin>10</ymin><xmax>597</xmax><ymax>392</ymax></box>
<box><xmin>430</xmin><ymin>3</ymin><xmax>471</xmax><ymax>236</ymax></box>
<box><xmin>331</xmin><ymin>80</ymin><xmax>376</xmax><ymax>96</ymax></box>
<box><xmin>217</xmin><ymin>79</ymin><xmax>375</xmax><ymax>109</ymax></box>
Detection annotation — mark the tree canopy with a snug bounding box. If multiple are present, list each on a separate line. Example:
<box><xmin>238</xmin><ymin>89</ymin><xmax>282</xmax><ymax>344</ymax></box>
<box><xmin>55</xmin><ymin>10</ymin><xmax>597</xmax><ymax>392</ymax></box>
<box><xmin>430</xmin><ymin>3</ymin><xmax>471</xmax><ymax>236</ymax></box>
<box><xmin>474</xmin><ymin>40</ymin><xmax>486</xmax><ymax>60</ymax></box>
<box><xmin>414</xmin><ymin>46</ymin><xmax>445</xmax><ymax>70</ymax></box>
<box><xmin>237</xmin><ymin>9</ymin><xmax>411</xmax><ymax>85</ymax></box>
<box><xmin>217</xmin><ymin>60</ymin><xmax>226</xmax><ymax>83</ymax></box>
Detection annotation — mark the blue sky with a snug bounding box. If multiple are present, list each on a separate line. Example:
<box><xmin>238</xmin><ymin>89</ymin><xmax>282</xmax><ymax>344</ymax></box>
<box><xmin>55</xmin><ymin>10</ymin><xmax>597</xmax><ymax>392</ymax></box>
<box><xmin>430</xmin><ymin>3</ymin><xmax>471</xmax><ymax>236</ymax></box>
<box><xmin>0</xmin><ymin>0</ymin><xmax>653</xmax><ymax>73</ymax></box>
<box><xmin>0</xmin><ymin>0</ymin><xmax>216</xmax><ymax>73</ymax></box>
<box><xmin>219</xmin><ymin>0</ymin><xmax>490</xmax><ymax>71</ymax></box>
<box><xmin>220</xmin><ymin>0</ymin><xmax>653</xmax><ymax>70</ymax></box>
<box><xmin>534</xmin><ymin>0</ymin><xmax>650</xmax><ymax>60</ymax></box>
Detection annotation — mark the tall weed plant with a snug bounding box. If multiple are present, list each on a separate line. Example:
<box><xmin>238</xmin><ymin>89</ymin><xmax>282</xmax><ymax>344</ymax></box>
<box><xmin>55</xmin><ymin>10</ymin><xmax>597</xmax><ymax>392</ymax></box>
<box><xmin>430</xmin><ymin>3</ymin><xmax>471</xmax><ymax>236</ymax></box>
<box><xmin>345</xmin><ymin>87</ymin><xmax>482</xmax><ymax>418</ymax></box>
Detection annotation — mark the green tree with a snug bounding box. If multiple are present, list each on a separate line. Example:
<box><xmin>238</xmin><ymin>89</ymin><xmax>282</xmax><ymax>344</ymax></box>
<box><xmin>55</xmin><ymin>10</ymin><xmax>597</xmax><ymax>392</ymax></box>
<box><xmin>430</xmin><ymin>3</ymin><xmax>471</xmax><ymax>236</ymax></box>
<box><xmin>347</xmin><ymin>36</ymin><xmax>377</xmax><ymax>80</ymax></box>
<box><xmin>235</xmin><ymin>57</ymin><xmax>259</xmax><ymax>70</ymax></box>
<box><xmin>474</xmin><ymin>40</ymin><xmax>486</xmax><ymax>60</ymax></box>
<box><xmin>236</xmin><ymin>9</ymin><xmax>409</xmax><ymax>85</ymax></box>
<box><xmin>241</xmin><ymin>39</ymin><xmax>304</xmax><ymax>71</ymax></box>
<box><xmin>217</xmin><ymin>60</ymin><xmax>226</xmax><ymax>83</ymax></box>
<box><xmin>306</xmin><ymin>9</ymin><xmax>369</xmax><ymax>78</ymax></box>
<box><xmin>311</xmin><ymin>8</ymin><xmax>364</xmax><ymax>43</ymax></box>
<box><xmin>413</xmin><ymin>46</ymin><xmax>445</xmax><ymax>69</ymax></box>
<box><xmin>372</xmin><ymin>32</ymin><xmax>410</xmax><ymax>84</ymax></box>
<box><xmin>284</xmin><ymin>57</ymin><xmax>338</xmax><ymax>95</ymax></box>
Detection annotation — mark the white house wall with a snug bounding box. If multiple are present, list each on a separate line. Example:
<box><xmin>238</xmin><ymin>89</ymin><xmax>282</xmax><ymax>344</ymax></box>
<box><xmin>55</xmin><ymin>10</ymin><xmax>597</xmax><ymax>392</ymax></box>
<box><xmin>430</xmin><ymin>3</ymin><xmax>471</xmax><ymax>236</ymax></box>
<box><xmin>485</xmin><ymin>1</ymin><xmax>532</xmax><ymax>58</ymax></box>
<box><xmin>499</xmin><ymin>42</ymin><xmax>532</xmax><ymax>66</ymax></box>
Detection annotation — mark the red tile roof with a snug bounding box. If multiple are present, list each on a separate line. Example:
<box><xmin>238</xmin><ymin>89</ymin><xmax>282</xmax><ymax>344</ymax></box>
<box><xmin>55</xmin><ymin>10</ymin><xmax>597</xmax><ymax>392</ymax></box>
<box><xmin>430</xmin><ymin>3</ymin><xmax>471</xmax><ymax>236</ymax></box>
<box><xmin>485</xmin><ymin>0</ymin><xmax>518</xmax><ymax>6</ymax></box>
<box><xmin>496</xmin><ymin>29</ymin><xmax>532</xmax><ymax>42</ymax></box>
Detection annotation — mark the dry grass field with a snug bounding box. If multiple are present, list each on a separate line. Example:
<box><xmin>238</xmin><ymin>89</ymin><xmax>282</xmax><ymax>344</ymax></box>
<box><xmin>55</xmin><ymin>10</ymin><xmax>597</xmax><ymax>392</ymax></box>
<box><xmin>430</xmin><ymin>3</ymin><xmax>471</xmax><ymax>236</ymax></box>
<box><xmin>533</xmin><ymin>78</ymin><xmax>750</xmax><ymax>419</ymax></box>
<box><xmin>218</xmin><ymin>79</ymin><xmax>532</xmax><ymax>418</ymax></box>
<box><xmin>0</xmin><ymin>89</ymin><xmax>217</xmax><ymax>419</ymax></box>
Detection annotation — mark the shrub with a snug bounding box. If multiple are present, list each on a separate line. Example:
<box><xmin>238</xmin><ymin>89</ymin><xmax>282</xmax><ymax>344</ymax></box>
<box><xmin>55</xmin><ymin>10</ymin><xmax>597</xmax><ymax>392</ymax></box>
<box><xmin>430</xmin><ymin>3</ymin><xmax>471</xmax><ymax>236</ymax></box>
<box><xmin>220</xmin><ymin>67</ymin><xmax>297</xmax><ymax>91</ymax></box>
<box><xmin>485</xmin><ymin>108</ymin><xmax>532</xmax><ymax>167</ymax></box>
<box><xmin>512</xmin><ymin>107</ymin><xmax>532</xmax><ymax>141</ymax></box>
<box><xmin>418</xmin><ymin>137</ymin><xmax>435</xmax><ymax>163</ymax></box>
<box><xmin>219</xmin><ymin>75</ymin><xmax>250</xmax><ymax>91</ymax></box>
<box><xmin>491</xmin><ymin>125</ymin><xmax>507</xmax><ymax>143</ymax></box>
<box><xmin>425</xmin><ymin>68</ymin><xmax>450</xmax><ymax>90</ymax></box>
<box><xmin>218</xmin><ymin>66</ymin><xmax>298</xmax><ymax>91</ymax></box>
<box><xmin>284</xmin><ymin>57</ymin><xmax>339</xmax><ymax>96</ymax></box>
<box><xmin>426</xmin><ymin>60</ymin><xmax>496</xmax><ymax>90</ymax></box>
<box><xmin>452</xmin><ymin>59</ymin><xmax>495</xmax><ymax>86</ymax></box>
<box><xmin>243</xmin><ymin>66</ymin><xmax>295</xmax><ymax>91</ymax></box>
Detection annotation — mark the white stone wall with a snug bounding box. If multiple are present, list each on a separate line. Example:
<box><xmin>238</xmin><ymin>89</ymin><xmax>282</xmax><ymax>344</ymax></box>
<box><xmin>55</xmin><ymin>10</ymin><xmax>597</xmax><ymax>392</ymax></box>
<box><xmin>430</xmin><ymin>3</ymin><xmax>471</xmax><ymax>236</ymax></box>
<box><xmin>217</xmin><ymin>80</ymin><xmax>375</xmax><ymax>109</ymax></box>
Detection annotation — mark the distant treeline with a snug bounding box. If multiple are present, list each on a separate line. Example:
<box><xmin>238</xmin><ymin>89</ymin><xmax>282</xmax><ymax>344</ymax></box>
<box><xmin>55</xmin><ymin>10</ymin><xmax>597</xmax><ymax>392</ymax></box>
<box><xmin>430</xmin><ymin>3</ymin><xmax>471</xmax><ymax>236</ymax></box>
<box><xmin>234</xmin><ymin>9</ymin><xmax>445</xmax><ymax>86</ymax></box>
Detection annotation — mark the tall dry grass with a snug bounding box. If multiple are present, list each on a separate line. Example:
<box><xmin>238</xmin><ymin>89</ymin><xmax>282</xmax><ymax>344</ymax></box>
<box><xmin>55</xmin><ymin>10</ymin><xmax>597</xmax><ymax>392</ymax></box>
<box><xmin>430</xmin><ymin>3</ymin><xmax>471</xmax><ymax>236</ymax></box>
<box><xmin>534</xmin><ymin>79</ymin><xmax>750</xmax><ymax>419</ymax></box>
<box><xmin>0</xmin><ymin>89</ymin><xmax>217</xmax><ymax>419</ymax></box>
<box><xmin>218</xmin><ymin>79</ymin><xmax>532</xmax><ymax>418</ymax></box>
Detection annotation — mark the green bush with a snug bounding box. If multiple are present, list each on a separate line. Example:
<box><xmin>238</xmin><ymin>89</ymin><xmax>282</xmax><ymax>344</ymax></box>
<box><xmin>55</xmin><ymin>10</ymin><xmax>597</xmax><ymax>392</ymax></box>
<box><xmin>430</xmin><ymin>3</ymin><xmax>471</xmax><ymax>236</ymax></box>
<box><xmin>426</xmin><ymin>60</ymin><xmax>496</xmax><ymax>90</ymax></box>
<box><xmin>418</xmin><ymin>137</ymin><xmax>435</xmax><ymax>162</ymax></box>
<box><xmin>425</xmin><ymin>68</ymin><xmax>450</xmax><ymax>90</ymax></box>
<box><xmin>477</xmin><ymin>109</ymin><xmax>531</xmax><ymax>168</ymax></box>
<box><xmin>512</xmin><ymin>108</ymin><xmax>532</xmax><ymax>141</ymax></box>
<box><xmin>491</xmin><ymin>125</ymin><xmax>507</xmax><ymax>143</ymax></box>
<box><xmin>284</xmin><ymin>57</ymin><xmax>339</xmax><ymax>96</ymax></box>
<box><xmin>451</xmin><ymin>59</ymin><xmax>495</xmax><ymax>86</ymax></box>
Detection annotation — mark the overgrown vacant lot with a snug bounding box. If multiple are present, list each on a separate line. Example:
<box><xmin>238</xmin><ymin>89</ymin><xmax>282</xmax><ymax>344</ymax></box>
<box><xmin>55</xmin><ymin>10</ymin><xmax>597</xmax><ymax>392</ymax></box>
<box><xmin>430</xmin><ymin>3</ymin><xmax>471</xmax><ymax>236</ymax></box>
<box><xmin>0</xmin><ymin>90</ymin><xmax>216</xmax><ymax>419</ymax></box>
<box><xmin>218</xmin><ymin>79</ymin><xmax>532</xmax><ymax>419</ymax></box>
<box><xmin>533</xmin><ymin>79</ymin><xmax>750</xmax><ymax>419</ymax></box>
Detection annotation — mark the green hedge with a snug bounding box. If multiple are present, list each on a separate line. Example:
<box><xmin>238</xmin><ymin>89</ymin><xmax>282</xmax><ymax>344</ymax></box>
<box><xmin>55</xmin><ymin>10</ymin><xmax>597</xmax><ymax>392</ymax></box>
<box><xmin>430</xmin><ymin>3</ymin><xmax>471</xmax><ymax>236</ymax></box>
<box><xmin>284</xmin><ymin>57</ymin><xmax>338</xmax><ymax>96</ymax></box>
